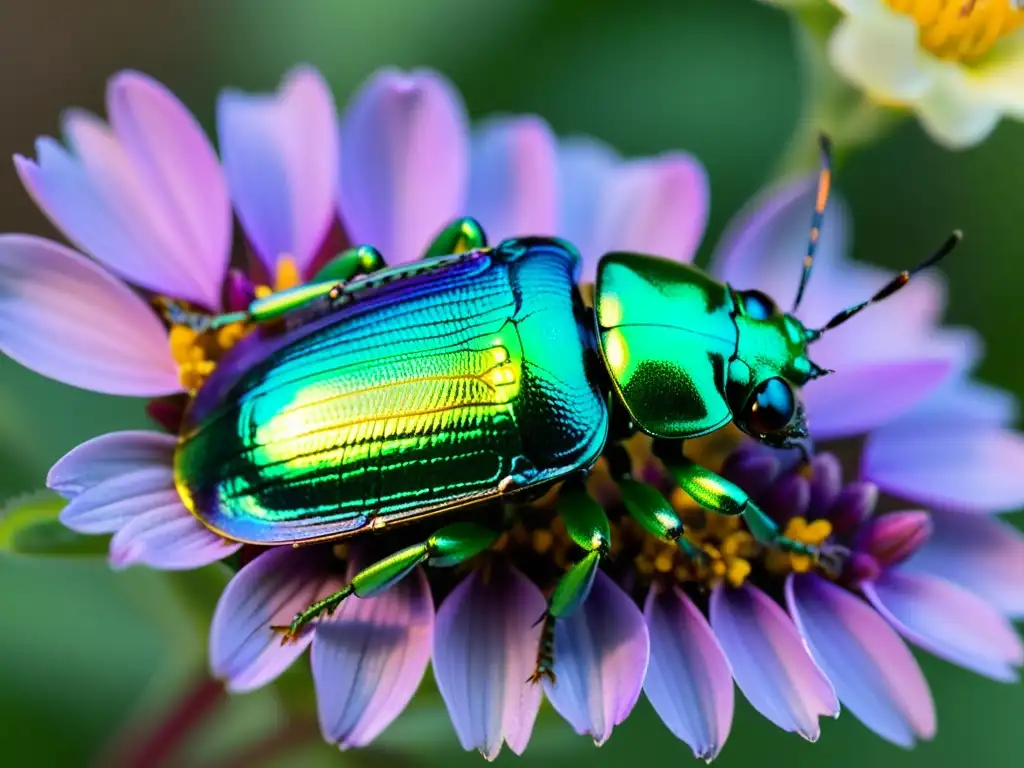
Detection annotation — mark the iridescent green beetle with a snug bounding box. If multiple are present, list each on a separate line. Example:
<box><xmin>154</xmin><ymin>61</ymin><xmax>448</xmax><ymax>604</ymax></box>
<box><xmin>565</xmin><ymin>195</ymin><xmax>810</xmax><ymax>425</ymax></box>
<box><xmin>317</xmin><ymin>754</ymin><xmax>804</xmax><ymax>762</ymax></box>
<box><xmin>173</xmin><ymin>140</ymin><xmax>958</xmax><ymax>660</ymax></box>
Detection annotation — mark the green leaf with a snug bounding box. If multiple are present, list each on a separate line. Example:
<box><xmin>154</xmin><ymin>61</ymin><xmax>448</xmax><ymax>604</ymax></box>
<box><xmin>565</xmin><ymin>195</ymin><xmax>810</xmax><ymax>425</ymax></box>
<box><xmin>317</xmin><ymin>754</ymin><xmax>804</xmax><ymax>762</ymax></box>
<box><xmin>0</xmin><ymin>491</ymin><xmax>110</xmax><ymax>558</ymax></box>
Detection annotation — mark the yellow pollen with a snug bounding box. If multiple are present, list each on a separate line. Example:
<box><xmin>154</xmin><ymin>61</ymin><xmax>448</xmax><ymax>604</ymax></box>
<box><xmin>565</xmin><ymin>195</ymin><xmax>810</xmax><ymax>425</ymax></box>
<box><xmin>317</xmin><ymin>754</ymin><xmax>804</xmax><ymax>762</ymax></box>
<box><xmin>532</xmin><ymin>529</ymin><xmax>554</xmax><ymax>554</ymax></box>
<box><xmin>767</xmin><ymin>517</ymin><xmax>834</xmax><ymax>574</ymax></box>
<box><xmin>168</xmin><ymin>316</ymin><xmax>252</xmax><ymax>393</ymax></box>
<box><xmin>164</xmin><ymin>256</ymin><xmax>305</xmax><ymax>393</ymax></box>
<box><xmin>884</xmin><ymin>0</ymin><xmax>1024</xmax><ymax>61</ymax></box>
<box><xmin>275</xmin><ymin>255</ymin><xmax>302</xmax><ymax>291</ymax></box>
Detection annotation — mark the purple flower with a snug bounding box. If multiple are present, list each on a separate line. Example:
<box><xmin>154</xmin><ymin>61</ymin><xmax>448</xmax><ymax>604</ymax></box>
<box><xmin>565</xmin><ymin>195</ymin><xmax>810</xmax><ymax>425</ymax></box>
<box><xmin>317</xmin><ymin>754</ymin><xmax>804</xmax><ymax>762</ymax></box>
<box><xmin>2</xmin><ymin>64</ymin><xmax>1022</xmax><ymax>761</ymax></box>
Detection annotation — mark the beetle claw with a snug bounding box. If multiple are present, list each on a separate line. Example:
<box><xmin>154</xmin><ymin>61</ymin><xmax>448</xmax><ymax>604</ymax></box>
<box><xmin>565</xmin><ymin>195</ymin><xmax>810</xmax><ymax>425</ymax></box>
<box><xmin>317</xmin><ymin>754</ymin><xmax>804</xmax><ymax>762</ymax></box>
<box><xmin>270</xmin><ymin>623</ymin><xmax>303</xmax><ymax>645</ymax></box>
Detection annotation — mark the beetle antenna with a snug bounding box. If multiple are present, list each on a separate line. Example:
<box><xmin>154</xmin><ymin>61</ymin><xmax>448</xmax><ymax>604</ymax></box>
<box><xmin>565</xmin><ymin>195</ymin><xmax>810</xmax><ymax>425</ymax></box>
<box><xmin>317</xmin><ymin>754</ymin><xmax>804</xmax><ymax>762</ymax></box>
<box><xmin>809</xmin><ymin>229</ymin><xmax>962</xmax><ymax>340</ymax></box>
<box><xmin>792</xmin><ymin>134</ymin><xmax>833</xmax><ymax>313</ymax></box>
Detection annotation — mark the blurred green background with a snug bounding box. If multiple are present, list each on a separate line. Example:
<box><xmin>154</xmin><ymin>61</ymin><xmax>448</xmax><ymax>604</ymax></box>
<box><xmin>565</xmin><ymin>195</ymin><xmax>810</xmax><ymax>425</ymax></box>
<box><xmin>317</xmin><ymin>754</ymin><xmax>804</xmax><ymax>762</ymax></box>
<box><xmin>1</xmin><ymin>0</ymin><xmax>1021</xmax><ymax>765</ymax></box>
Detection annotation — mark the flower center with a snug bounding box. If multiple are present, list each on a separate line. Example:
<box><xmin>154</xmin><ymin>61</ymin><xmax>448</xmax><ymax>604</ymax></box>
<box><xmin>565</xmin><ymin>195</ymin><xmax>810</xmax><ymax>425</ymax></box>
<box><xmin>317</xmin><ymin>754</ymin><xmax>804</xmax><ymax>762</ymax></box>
<box><xmin>165</xmin><ymin>256</ymin><xmax>302</xmax><ymax>392</ymax></box>
<box><xmin>500</xmin><ymin>497</ymin><xmax>836</xmax><ymax>594</ymax></box>
<box><xmin>884</xmin><ymin>0</ymin><xmax>1024</xmax><ymax>62</ymax></box>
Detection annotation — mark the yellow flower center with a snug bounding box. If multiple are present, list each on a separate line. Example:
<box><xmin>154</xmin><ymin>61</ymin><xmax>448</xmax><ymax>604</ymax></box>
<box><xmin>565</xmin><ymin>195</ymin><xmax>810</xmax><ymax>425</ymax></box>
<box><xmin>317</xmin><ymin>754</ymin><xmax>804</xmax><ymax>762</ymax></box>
<box><xmin>765</xmin><ymin>516</ymin><xmax>834</xmax><ymax>574</ymax></box>
<box><xmin>884</xmin><ymin>0</ymin><xmax>1024</xmax><ymax>61</ymax></box>
<box><xmin>167</xmin><ymin>256</ymin><xmax>302</xmax><ymax>392</ymax></box>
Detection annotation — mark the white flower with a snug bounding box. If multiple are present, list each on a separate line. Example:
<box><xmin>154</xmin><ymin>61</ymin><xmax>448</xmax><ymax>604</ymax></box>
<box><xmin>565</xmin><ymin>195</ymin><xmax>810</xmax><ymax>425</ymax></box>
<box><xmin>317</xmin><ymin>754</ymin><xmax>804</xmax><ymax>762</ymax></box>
<box><xmin>827</xmin><ymin>0</ymin><xmax>1024</xmax><ymax>148</ymax></box>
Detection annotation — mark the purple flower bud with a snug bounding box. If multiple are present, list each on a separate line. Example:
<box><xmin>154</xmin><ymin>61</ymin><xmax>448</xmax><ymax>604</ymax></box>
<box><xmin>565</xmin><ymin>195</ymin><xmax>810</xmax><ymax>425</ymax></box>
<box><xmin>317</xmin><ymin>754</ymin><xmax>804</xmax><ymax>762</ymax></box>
<box><xmin>857</xmin><ymin>511</ymin><xmax>933</xmax><ymax>567</ymax></box>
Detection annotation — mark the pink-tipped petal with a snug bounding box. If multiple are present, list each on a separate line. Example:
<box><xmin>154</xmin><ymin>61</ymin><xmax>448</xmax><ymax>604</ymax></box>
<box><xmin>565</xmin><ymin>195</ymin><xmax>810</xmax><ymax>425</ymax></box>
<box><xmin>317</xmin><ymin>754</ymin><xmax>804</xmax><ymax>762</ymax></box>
<box><xmin>556</xmin><ymin>136</ymin><xmax>618</xmax><ymax>281</ymax></box>
<box><xmin>544</xmin><ymin>570</ymin><xmax>650</xmax><ymax>747</ymax></box>
<box><xmin>709</xmin><ymin>584</ymin><xmax>837</xmax><ymax>741</ymax></box>
<box><xmin>218</xmin><ymin>67</ymin><xmax>339</xmax><ymax>274</ymax></box>
<box><xmin>915</xmin><ymin>376</ymin><xmax>1020</xmax><ymax>427</ymax></box>
<box><xmin>864</xmin><ymin>419</ymin><xmax>1024</xmax><ymax>513</ymax></box>
<box><xmin>590</xmin><ymin>153</ymin><xmax>709</xmax><ymax>266</ymax></box>
<box><xmin>802</xmin><ymin>358</ymin><xmax>953</xmax><ymax>441</ymax></box>
<box><xmin>210</xmin><ymin>547</ymin><xmax>345</xmax><ymax>693</ymax></box>
<box><xmin>47</xmin><ymin>431</ymin><xmax>176</xmax><ymax>498</ymax></box>
<box><xmin>106</xmin><ymin>71</ymin><xmax>230</xmax><ymax>307</ymax></box>
<box><xmin>786</xmin><ymin>573</ymin><xmax>935</xmax><ymax>747</ymax></box>
<box><xmin>432</xmin><ymin>564</ymin><xmax>545</xmax><ymax>761</ymax></box>
<box><xmin>857</xmin><ymin>511</ymin><xmax>933</xmax><ymax>568</ymax></box>
<box><xmin>864</xmin><ymin>570</ymin><xmax>1023</xmax><ymax>681</ymax></box>
<box><xmin>312</xmin><ymin>566</ymin><xmax>433</xmax><ymax>749</ymax></box>
<box><xmin>109</xmin><ymin>500</ymin><xmax>240</xmax><ymax>570</ymax></box>
<box><xmin>467</xmin><ymin>116</ymin><xmax>558</xmax><ymax>243</ymax></box>
<box><xmin>0</xmin><ymin>235</ymin><xmax>180</xmax><ymax>396</ymax></box>
<box><xmin>644</xmin><ymin>584</ymin><xmax>733</xmax><ymax>761</ymax></box>
<box><xmin>339</xmin><ymin>69</ymin><xmax>468</xmax><ymax>265</ymax></box>
<box><xmin>904</xmin><ymin>508</ymin><xmax>1024</xmax><ymax>618</ymax></box>
<box><xmin>16</xmin><ymin>124</ymin><xmax>217</xmax><ymax>309</ymax></box>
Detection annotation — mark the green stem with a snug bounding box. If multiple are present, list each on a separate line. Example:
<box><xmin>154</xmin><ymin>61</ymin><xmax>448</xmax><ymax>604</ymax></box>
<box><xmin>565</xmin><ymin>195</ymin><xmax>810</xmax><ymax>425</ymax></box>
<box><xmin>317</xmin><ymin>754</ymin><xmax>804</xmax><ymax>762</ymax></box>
<box><xmin>771</xmin><ymin>7</ymin><xmax>908</xmax><ymax>181</ymax></box>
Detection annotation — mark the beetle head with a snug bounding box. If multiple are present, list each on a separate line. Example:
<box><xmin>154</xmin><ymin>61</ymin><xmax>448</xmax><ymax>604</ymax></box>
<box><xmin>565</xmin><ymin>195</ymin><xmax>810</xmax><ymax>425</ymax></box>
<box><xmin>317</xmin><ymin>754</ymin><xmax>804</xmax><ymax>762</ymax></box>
<box><xmin>726</xmin><ymin>135</ymin><xmax>961</xmax><ymax>452</ymax></box>
<box><xmin>726</xmin><ymin>289</ymin><xmax>824</xmax><ymax>450</ymax></box>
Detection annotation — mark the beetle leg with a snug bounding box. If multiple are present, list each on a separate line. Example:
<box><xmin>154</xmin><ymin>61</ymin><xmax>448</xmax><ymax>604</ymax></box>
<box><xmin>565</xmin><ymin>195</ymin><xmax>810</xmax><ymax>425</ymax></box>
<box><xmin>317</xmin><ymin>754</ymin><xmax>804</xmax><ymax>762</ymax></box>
<box><xmin>653</xmin><ymin>440</ymin><xmax>818</xmax><ymax>559</ymax></box>
<box><xmin>271</xmin><ymin>521</ymin><xmax>499</xmax><ymax>643</ymax></box>
<box><xmin>528</xmin><ymin>479</ymin><xmax>610</xmax><ymax>683</ymax></box>
<box><xmin>307</xmin><ymin>244</ymin><xmax>387</xmax><ymax>283</ymax></box>
<box><xmin>605</xmin><ymin>443</ymin><xmax>707</xmax><ymax>565</ymax></box>
<box><xmin>198</xmin><ymin>246</ymin><xmax>388</xmax><ymax>331</ymax></box>
<box><xmin>421</xmin><ymin>217</ymin><xmax>488</xmax><ymax>259</ymax></box>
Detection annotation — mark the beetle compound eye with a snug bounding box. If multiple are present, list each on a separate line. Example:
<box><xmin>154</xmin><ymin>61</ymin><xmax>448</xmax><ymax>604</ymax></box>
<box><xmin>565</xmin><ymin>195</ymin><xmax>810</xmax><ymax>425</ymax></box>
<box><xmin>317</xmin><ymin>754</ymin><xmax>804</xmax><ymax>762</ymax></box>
<box><xmin>745</xmin><ymin>377</ymin><xmax>795</xmax><ymax>434</ymax></box>
<box><xmin>740</xmin><ymin>290</ymin><xmax>777</xmax><ymax>321</ymax></box>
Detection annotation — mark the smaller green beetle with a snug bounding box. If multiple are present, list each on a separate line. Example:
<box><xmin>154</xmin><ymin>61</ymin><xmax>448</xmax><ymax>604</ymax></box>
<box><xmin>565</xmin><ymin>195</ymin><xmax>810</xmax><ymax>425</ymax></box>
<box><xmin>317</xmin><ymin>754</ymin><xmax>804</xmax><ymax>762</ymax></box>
<box><xmin>171</xmin><ymin>138</ymin><xmax>960</xmax><ymax>668</ymax></box>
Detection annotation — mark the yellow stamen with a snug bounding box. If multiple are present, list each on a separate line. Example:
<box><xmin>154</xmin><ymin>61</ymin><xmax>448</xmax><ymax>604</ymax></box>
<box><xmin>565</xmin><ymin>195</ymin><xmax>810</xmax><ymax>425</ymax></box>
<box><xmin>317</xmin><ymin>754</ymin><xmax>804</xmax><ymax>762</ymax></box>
<box><xmin>532</xmin><ymin>528</ymin><xmax>554</xmax><ymax>554</ymax></box>
<box><xmin>167</xmin><ymin>317</ymin><xmax>252</xmax><ymax>393</ymax></box>
<box><xmin>767</xmin><ymin>516</ymin><xmax>834</xmax><ymax>574</ymax></box>
<box><xmin>275</xmin><ymin>255</ymin><xmax>302</xmax><ymax>291</ymax></box>
<box><xmin>884</xmin><ymin>0</ymin><xmax>1024</xmax><ymax>61</ymax></box>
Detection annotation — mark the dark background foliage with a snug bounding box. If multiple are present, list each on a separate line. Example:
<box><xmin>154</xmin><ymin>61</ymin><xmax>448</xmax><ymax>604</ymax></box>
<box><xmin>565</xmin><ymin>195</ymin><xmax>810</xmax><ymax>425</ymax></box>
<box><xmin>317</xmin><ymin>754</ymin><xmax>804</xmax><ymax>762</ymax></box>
<box><xmin>0</xmin><ymin>0</ymin><xmax>1021</xmax><ymax>765</ymax></box>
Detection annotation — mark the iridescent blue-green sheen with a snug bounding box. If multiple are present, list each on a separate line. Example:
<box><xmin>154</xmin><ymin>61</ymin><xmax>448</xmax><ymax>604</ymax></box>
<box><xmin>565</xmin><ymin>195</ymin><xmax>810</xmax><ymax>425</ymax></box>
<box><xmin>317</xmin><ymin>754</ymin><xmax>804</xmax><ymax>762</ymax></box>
<box><xmin>174</xmin><ymin>240</ymin><xmax>609</xmax><ymax>544</ymax></box>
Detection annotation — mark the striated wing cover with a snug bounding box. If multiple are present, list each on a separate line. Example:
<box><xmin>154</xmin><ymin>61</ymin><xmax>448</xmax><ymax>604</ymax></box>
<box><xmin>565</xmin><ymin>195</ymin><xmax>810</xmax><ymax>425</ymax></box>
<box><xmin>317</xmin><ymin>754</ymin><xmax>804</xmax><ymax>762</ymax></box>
<box><xmin>175</xmin><ymin>242</ymin><xmax>608</xmax><ymax>544</ymax></box>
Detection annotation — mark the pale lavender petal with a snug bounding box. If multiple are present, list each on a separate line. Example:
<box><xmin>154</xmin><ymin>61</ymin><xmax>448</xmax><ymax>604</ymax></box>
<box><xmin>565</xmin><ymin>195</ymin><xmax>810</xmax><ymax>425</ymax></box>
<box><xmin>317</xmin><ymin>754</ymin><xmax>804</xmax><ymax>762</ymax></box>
<box><xmin>903</xmin><ymin>508</ymin><xmax>1024</xmax><ymax>618</ymax></box>
<box><xmin>47</xmin><ymin>431</ymin><xmax>176</xmax><ymax>498</ymax></box>
<box><xmin>803</xmin><ymin>358</ymin><xmax>952</xmax><ymax>441</ymax></box>
<box><xmin>544</xmin><ymin>570</ymin><xmax>649</xmax><ymax>746</ymax></box>
<box><xmin>109</xmin><ymin>500</ymin><xmax>240</xmax><ymax>570</ymax></box>
<box><xmin>911</xmin><ymin>376</ymin><xmax>1019</xmax><ymax>427</ymax></box>
<box><xmin>106</xmin><ymin>71</ymin><xmax>231</xmax><ymax>307</ymax></box>
<box><xmin>590</xmin><ymin>153</ymin><xmax>708</xmax><ymax>265</ymax></box>
<box><xmin>16</xmin><ymin>127</ymin><xmax>215</xmax><ymax>309</ymax></box>
<box><xmin>709</xmin><ymin>584</ymin><xmax>837</xmax><ymax>741</ymax></box>
<box><xmin>864</xmin><ymin>570</ymin><xmax>1023</xmax><ymax>681</ymax></box>
<box><xmin>786</xmin><ymin>573</ymin><xmax>935</xmax><ymax>747</ymax></box>
<box><xmin>210</xmin><ymin>547</ymin><xmax>345</xmax><ymax>692</ymax></box>
<box><xmin>339</xmin><ymin>68</ymin><xmax>468</xmax><ymax>265</ymax></box>
<box><xmin>59</xmin><ymin>471</ymin><xmax>177</xmax><ymax>534</ymax></box>
<box><xmin>556</xmin><ymin>136</ymin><xmax>618</xmax><ymax>281</ymax></box>
<box><xmin>218</xmin><ymin>67</ymin><xmax>339</xmax><ymax>274</ymax></box>
<box><xmin>0</xmin><ymin>235</ymin><xmax>180</xmax><ymax>395</ymax></box>
<box><xmin>864</xmin><ymin>419</ymin><xmax>1024</xmax><ymax>513</ymax></box>
<box><xmin>856</xmin><ymin>511</ymin><xmax>932</xmax><ymax>568</ymax></box>
<box><xmin>312</xmin><ymin>566</ymin><xmax>433</xmax><ymax>749</ymax></box>
<box><xmin>433</xmin><ymin>564</ymin><xmax>545</xmax><ymax>760</ymax></box>
<box><xmin>644</xmin><ymin>584</ymin><xmax>733</xmax><ymax>761</ymax></box>
<box><xmin>467</xmin><ymin>116</ymin><xmax>557</xmax><ymax>243</ymax></box>
<box><xmin>708</xmin><ymin>178</ymin><xmax>848</xmax><ymax>309</ymax></box>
